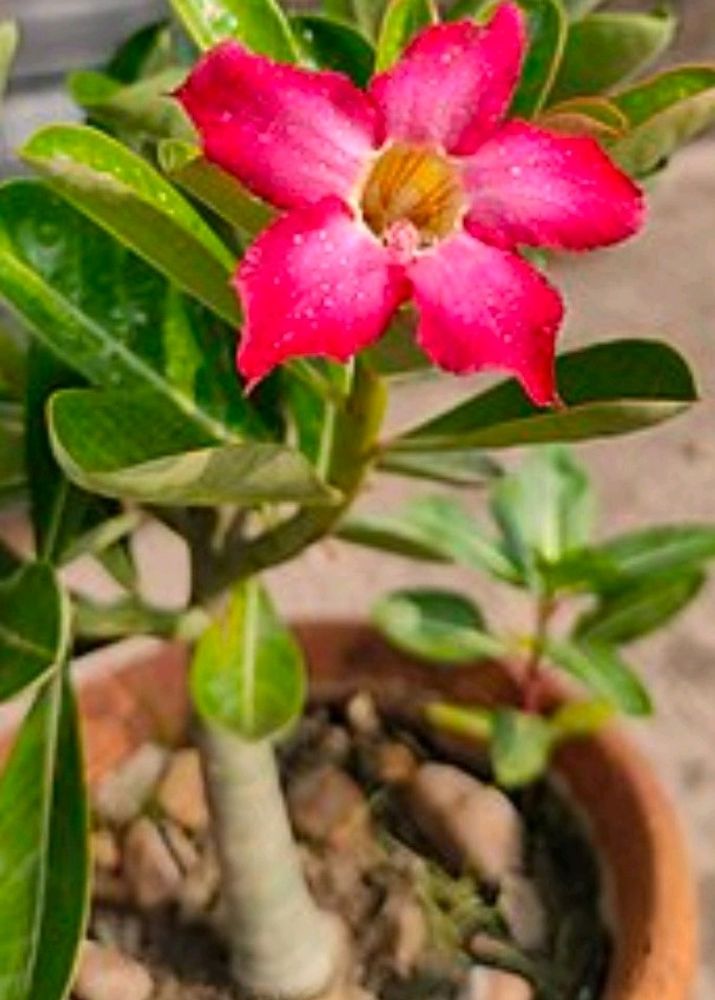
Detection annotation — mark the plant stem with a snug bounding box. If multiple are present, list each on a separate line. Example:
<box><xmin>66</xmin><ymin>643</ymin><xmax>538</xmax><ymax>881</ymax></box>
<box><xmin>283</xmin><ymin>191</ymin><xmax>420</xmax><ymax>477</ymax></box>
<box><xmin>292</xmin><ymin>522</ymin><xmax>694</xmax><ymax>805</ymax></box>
<box><xmin>201</xmin><ymin>727</ymin><xmax>342</xmax><ymax>998</ymax></box>
<box><xmin>523</xmin><ymin>595</ymin><xmax>557</xmax><ymax>713</ymax></box>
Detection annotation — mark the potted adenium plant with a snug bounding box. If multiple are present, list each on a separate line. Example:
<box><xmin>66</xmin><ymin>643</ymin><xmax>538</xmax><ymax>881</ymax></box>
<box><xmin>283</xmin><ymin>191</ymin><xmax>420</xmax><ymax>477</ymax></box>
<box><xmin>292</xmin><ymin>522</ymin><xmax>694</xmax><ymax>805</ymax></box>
<box><xmin>0</xmin><ymin>0</ymin><xmax>713</xmax><ymax>998</ymax></box>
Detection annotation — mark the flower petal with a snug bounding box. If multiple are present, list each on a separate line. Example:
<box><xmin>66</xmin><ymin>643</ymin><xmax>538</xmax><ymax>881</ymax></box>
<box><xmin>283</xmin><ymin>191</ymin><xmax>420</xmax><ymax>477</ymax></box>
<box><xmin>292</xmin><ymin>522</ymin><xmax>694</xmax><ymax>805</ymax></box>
<box><xmin>176</xmin><ymin>42</ymin><xmax>380</xmax><ymax>211</ymax></box>
<box><xmin>368</xmin><ymin>4</ymin><xmax>526</xmax><ymax>156</ymax></box>
<box><xmin>408</xmin><ymin>232</ymin><xmax>563</xmax><ymax>405</ymax></box>
<box><xmin>463</xmin><ymin>121</ymin><xmax>644</xmax><ymax>251</ymax></box>
<box><xmin>236</xmin><ymin>197</ymin><xmax>408</xmax><ymax>384</ymax></box>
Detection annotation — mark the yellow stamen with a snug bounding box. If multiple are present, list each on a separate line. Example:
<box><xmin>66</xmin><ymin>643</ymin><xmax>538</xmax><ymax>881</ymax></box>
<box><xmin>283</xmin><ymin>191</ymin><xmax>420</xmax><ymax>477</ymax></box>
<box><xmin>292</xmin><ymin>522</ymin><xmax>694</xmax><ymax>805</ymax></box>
<box><xmin>360</xmin><ymin>142</ymin><xmax>464</xmax><ymax>246</ymax></box>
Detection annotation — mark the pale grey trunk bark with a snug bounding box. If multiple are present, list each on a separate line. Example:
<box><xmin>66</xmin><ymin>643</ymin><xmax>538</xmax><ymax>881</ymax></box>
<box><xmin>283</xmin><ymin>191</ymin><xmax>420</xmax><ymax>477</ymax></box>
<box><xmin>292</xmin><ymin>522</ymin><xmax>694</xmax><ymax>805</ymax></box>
<box><xmin>202</xmin><ymin>726</ymin><xmax>341</xmax><ymax>999</ymax></box>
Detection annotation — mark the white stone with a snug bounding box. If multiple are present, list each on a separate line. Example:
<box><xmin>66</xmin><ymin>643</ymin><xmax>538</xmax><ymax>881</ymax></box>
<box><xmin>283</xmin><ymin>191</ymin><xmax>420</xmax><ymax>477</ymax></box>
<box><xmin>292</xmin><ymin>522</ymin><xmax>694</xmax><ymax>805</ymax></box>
<box><xmin>93</xmin><ymin>743</ymin><xmax>168</xmax><ymax>826</ymax></box>
<box><xmin>74</xmin><ymin>940</ymin><xmax>153</xmax><ymax>1000</ymax></box>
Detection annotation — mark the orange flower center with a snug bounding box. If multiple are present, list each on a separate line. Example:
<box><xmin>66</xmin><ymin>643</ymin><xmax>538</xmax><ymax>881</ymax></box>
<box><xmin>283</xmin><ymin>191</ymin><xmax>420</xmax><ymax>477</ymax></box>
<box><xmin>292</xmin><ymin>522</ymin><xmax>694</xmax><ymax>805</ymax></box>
<box><xmin>360</xmin><ymin>143</ymin><xmax>465</xmax><ymax>250</ymax></box>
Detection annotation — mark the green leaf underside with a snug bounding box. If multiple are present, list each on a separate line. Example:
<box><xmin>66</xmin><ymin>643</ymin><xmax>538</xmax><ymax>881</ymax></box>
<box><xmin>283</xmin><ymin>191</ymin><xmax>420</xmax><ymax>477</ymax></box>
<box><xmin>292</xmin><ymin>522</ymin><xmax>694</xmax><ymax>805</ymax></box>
<box><xmin>292</xmin><ymin>15</ymin><xmax>375</xmax><ymax>87</ymax></box>
<box><xmin>0</xmin><ymin>564</ymin><xmax>67</xmax><ymax>703</ymax></box>
<box><xmin>393</xmin><ymin>340</ymin><xmax>696</xmax><ymax>451</ymax></box>
<box><xmin>574</xmin><ymin>571</ymin><xmax>705</xmax><ymax>645</ymax></box>
<box><xmin>0</xmin><ymin>181</ymin><xmax>261</xmax><ymax>446</ymax></box>
<box><xmin>374</xmin><ymin>588</ymin><xmax>504</xmax><ymax>663</ymax></box>
<box><xmin>168</xmin><ymin>0</ymin><xmax>300</xmax><ymax>60</ymax></box>
<box><xmin>510</xmin><ymin>0</ymin><xmax>567</xmax><ymax>117</ymax></box>
<box><xmin>550</xmin><ymin>11</ymin><xmax>675</xmax><ymax>103</ymax></box>
<box><xmin>610</xmin><ymin>67</ymin><xmax>715</xmax><ymax>176</ymax></box>
<box><xmin>49</xmin><ymin>389</ymin><xmax>338</xmax><ymax>507</ymax></box>
<box><xmin>378</xmin><ymin>448</ymin><xmax>502</xmax><ymax>487</ymax></box>
<box><xmin>546</xmin><ymin>638</ymin><xmax>652</xmax><ymax>715</ymax></box>
<box><xmin>191</xmin><ymin>579</ymin><xmax>305</xmax><ymax>740</ymax></box>
<box><xmin>0</xmin><ymin>675</ymin><xmax>88</xmax><ymax>1000</ymax></box>
<box><xmin>20</xmin><ymin>125</ymin><xmax>240</xmax><ymax>326</ymax></box>
<box><xmin>375</xmin><ymin>0</ymin><xmax>436</xmax><ymax>72</ymax></box>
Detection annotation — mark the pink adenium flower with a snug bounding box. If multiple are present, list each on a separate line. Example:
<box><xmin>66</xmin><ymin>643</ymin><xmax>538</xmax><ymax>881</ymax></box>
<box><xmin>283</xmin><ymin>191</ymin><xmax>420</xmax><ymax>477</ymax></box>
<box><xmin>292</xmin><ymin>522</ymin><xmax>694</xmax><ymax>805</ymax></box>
<box><xmin>177</xmin><ymin>2</ymin><xmax>643</xmax><ymax>404</ymax></box>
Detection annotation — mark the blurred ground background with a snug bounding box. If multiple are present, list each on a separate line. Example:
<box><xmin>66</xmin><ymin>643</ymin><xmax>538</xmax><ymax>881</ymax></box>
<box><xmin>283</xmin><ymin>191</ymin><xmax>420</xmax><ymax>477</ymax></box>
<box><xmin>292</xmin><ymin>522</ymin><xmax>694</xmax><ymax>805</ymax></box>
<box><xmin>1</xmin><ymin>0</ymin><xmax>714</xmax><ymax>994</ymax></box>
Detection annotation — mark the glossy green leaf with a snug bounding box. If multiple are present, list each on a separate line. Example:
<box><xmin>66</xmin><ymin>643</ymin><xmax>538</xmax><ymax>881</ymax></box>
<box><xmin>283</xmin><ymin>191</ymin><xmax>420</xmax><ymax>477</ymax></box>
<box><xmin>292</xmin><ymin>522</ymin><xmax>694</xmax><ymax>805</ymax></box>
<box><xmin>74</xmin><ymin>595</ymin><xmax>185</xmax><ymax>641</ymax></box>
<box><xmin>0</xmin><ymin>181</ymin><xmax>261</xmax><ymax>445</ymax></box>
<box><xmin>168</xmin><ymin>0</ymin><xmax>299</xmax><ymax>60</ymax></box>
<box><xmin>375</xmin><ymin>0</ymin><xmax>436</xmax><ymax>72</ymax></box>
<box><xmin>105</xmin><ymin>20</ymin><xmax>177</xmax><ymax>84</ymax></box>
<box><xmin>292</xmin><ymin>15</ymin><xmax>375</xmax><ymax>87</ymax></box>
<box><xmin>490</xmin><ymin>446</ymin><xmax>593</xmax><ymax>581</ymax></box>
<box><xmin>538</xmin><ymin>95</ymin><xmax>628</xmax><ymax>141</ymax></box>
<box><xmin>550</xmin><ymin>11</ymin><xmax>675</xmax><ymax>103</ymax></box>
<box><xmin>546</xmin><ymin>638</ymin><xmax>652</xmax><ymax>715</ymax></box>
<box><xmin>353</xmin><ymin>0</ymin><xmax>390</xmax><ymax>39</ymax></box>
<box><xmin>364</xmin><ymin>308</ymin><xmax>430</xmax><ymax>376</ymax></box>
<box><xmin>158</xmin><ymin>139</ymin><xmax>275</xmax><ymax>237</ymax></box>
<box><xmin>191</xmin><ymin>579</ymin><xmax>305</xmax><ymax>740</ymax></box>
<box><xmin>610</xmin><ymin>67</ymin><xmax>715</xmax><ymax>177</ymax></box>
<box><xmin>560</xmin><ymin>0</ymin><xmax>604</xmax><ymax>18</ymax></box>
<box><xmin>392</xmin><ymin>340</ymin><xmax>696</xmax><ymax>452</ymax></box>
<box><xmin>20</xmin><ymin>125</ymin><xmax>239</xmax><ymax>326</ymax></box>
<box><xmin>574</xmin><ymin>570</ymin><xmax>705</xmax><ymax>646</ymax></box>
<box><xmin>510</xmin><ymin>0</ymin><xmax>567</xmax><ymax>117</ymax></box>
<box><xmin>0</xmin><ymin>408</ymin><xmax>24</xmax><ymax>500</ymax></box>
<box><xmin>444</xmin><ymin>0</ymin><xmax>489</xmax><ymax>21</ymax></box>
<box><xmin>68</xmin><ymin>68</ymin><xmax>192</xmax><ymax>142</ymax></box>
<box><xmin>336</xmin><ymin>512</ymin><xmax>451</xmax><ymax>561</ymax></box>
<box><xmin>0</xmin><ymin>674</ymin><xmax>88</xmax><ymax>1000</ymax></box>
<box><xmin>0</xmin><ymin>563</ymin><xmax>70</xmax><ymax>703</ymax></box>
<box><xmin>373</xmin><ymin>588</ymin><xmax>505</xmax><ymax>663</ymax></box>
<box><xmin>378</xmin><ymin>448</ymin><xmax>502</xmax><ymax>487</ymax></box>
<box><xmin>491</xmin><ymin>709</ymin><xmax>553</xmax><ymax>787</ymax></box>
<box><xmin>49</xmin><ymin>388</ymin><xmax>338</xmax><ymax>507</ymax></box>
<box><xmin>0</xmin><ymin>21</ymin><xmax>18</xmax><ymax>101</ymax></box>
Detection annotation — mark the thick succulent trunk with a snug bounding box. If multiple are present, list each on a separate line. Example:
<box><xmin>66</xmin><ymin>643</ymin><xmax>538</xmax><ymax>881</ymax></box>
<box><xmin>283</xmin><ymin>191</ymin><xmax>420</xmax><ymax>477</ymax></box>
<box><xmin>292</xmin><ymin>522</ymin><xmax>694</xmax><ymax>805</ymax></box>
<box><xmin>201</xmin><ymin>725</ymin><xmax>341</xmax><ymax>999</ymax></box>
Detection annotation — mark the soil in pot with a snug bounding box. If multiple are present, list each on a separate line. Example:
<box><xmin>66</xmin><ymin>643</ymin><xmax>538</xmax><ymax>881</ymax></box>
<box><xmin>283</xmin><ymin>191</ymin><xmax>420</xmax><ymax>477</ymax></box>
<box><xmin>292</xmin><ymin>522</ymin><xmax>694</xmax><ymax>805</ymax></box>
<box><xmin>76</xmin><ymin>694</ymin><xmax>610</xmax><ymax>1000</ymax></box>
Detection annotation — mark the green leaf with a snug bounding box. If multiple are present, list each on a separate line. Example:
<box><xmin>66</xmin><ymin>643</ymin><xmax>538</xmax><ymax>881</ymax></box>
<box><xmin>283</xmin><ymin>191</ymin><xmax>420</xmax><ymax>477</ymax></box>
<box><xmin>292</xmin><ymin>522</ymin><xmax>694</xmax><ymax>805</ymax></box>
<box><xmin>378</xmin><ymin>448</ymin><xmax>502</xmax><ymax>487</ymax></box>
<box><xmin>0</xmin><ymin>181</ymin><xmax>261</xmax><ymax>445</ymax></box>
<box><xmin>392</xmin><ymin>340</ymin><xmax>696</xmax><ymax>451</ymax></box>
<box><xmin>168</xmin><ymin>0</ymin><xmax>300</xmax><ymax>60</ymax></box>
<box><xmin>538</xmin><ymin>95</ymin><xmax>628</xmax><ymax>141</ymax></box>
<box><xmin>546</xmin><ymin>638</ymin><xmax>652</xmax><ymax>715</ymax></box>
<box><xmin>491</xmin><ymin>709</ymin><xmax>554</xmax><ymax>787</ymax></box>
<box><xmin>158</xmin><ymin>139</ymin><xmax>275</xmax><ymax>238</ymax></box>
<box><xmin>74</xmin><ymin>595</ymin><xmax>185</xmax><ymax>641</ymax></box>
<box><xmin>49</xmin><ymin>388</ymin><xmax>338</xmax><ymax>507</ymax></box>
<box><xmin>336</xmin><ymin>512</ymin><xmax>453</xmax><ymax>561</ymax></box>
<box><xmin>353</xmin><ymin>0</ymin><xmax>390</xmax><ymax>39</ymax></box>
<box><xmin>490</xmin><ymin>447</ymin><xmax>593</xmax><ymax>580</ymax></box>
<box><xmin>68</xmin><ymin>68</ymin><xmax>193</xmax><ymax>142</ymax></box>
<box><xmin>574</xmin><ymin>570</ymin><xmax>706</xmax><ymax>646</ymax></box>
<box><xmin>373</xmin><ymin>588</ymin><xmax>505</xmax><ymax>663</ymax></box>
<box><xmin>292</xmin><ymin>15</ymin><xmax>375</xmax><ymax>87</ymax></box>
<box><xmin>191</xmin><ymin>579</ymin><xmax>305</xmax><ymax>740</ymax></box>
<box><xmin>0</xmin><ymin>21</ymin><xmax>18</xmax><ymax>101</ymax></box>
<box><xmin>610</xmin><ymin>67</ymin><xmax>715</xmax><ymax>177</ymax></box>
<box><xmin>424</xmin><ymin>701</ymin><xmax>493</xmax><ymax>742</ymax></box>
<box><xmin>20</xmin><ymin>125</ymin><xmax>239</xmax><ymax>326</ymax></box>
<box><xmin>0</xmin><ymin>674</ymin><xmax>89</xmax><ymax>1000</ymax></box>
<box><xmin>550</xmin><ymin>698</ymin><xmax>614</xmax><ymax>739</ymax></box>
<box><xmin>0</xmin><ymin>563</ymin><xmax>70</xmax><ymax>703</ymax></box>
<box><xmin>560</xmin><ymin>0</ymin><xmax>604</xmax><ymax>18</ymax></box>
<box><xmin>549</xmin><ymin>10</ymin><xmax>676</xmax><ymax>103</ymax></box>
<box><xmin>105</xmin><ymin>20</ymin><xmax>177</xmax><ymax>84</ymax></box>
<box><xmin>510</xmin><ymin>0</ymin><xmax>567</xmax><ymax>117</ymax></box>
<box><xmin>0</xmin><ymin>408</ymin><xmax>24</xmax><ymax>501</ymax></box>
<box><xmin>375</xmin><ymin>0</ymin><xmax>437</xmax><ymax>72</ymax></box>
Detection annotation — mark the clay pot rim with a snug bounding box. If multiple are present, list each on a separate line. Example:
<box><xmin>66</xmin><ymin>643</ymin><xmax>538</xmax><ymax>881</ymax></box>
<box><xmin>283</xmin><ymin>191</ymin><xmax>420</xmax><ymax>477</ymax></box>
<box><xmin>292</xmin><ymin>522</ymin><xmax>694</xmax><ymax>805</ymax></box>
<box><xmin>0</xmin><ymin>625</ymin><xmax>697</xmax><ymax>1000</ymax></box>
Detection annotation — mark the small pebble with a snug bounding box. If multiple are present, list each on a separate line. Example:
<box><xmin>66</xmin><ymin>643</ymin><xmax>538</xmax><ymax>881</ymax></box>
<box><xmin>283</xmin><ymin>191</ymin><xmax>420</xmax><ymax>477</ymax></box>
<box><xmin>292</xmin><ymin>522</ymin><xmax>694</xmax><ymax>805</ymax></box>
<box><xmin>123</xmin><ymin>817</ymin><xmax>183</xmax><ymax>908</ymax></box>
<box><xmin>157</xmin><ymin>749</ymin><xmax>210</xmax><ymax>834</ymax></box>
<box><xmin>459</xmin><ymin>966</ymin><xmax>534</xmax><ymax>1000</ymax></box>
<box><xmin>288</xmin><ymin>764</ymin><xmax>370</xmax><ymax>850</ymax></box>
<box><xmin>91</xmin><ymin>829</ymin><xmax>120</xmax><ymax>872</ymax></box>
<box><xmin>346</xmin><ymin>692</ymin><xmax>381</xmax><ymax>737</ymax></box>
<box><xmin>179</xmin><ymin>844</ymin><xmax>221</xmax><ymax>919</ymax></box>
<box><xmin>381</xmin><ymin>888</ymin><xmax>427</xmax><ymax>976</ymax></box>
<box><xmin>74</xmin><ymin>940</ymin><xmax>153</xmax><ymax>1000</ymax></box>
<box><xmin>408</xmin><ymin>764</ymin><xmax>524</xmax><ymax>883</ymax></box>
<box><xmin>160</xmin><ymin>818</ymin><xmax>201</xmax><ymax>874</ymax></box>
<box><xmin>93</xmin><ymin>743</ymin><xmax>168</xmax><ymax>827</ymax></box>
<box><xmin>374</xmin><ymin>742</ymin><xmax>417</xmax><ymax>785</ymax></box>
<box><xmin>498</xmin><ymin>874</ymin><xmax>548</xmax><ymax>952</ymax></box>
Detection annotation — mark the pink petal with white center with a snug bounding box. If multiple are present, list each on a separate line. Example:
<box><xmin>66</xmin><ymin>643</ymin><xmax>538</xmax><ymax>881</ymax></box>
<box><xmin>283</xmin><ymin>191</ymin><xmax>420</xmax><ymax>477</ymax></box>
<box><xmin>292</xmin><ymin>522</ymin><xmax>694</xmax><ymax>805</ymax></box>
<box><xmin>236</xmin><ymin>197</ymin><xmax>409</xmax><ymax>385</ymax></box>
<box><xmin>463</xmin><ymin>121</ymin><xmax>644</xmax><ymax>251</ymax></box>
<box><xmin>368</xmin><ymin>4</ymin><xmax>526</xmax><ymax>156</ymax></box>
<box><xmin>408</xmin><ymin>232</ymin><xmax>563</xmax><ymax>405</ymax></box>
<box><xmin>176</xmin><ymin>42</ymin><xmax>380</xmax><ymax>211</ymax></box>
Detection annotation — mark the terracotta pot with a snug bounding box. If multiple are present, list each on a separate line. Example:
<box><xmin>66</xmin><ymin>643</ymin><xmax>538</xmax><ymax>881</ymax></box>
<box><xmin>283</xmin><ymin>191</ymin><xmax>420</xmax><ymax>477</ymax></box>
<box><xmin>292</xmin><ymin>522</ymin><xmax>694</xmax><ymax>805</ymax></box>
<box><xmin>0</xmin><ymin>623</ymin><xmax>696</xmax><ymax>999</ymax></box>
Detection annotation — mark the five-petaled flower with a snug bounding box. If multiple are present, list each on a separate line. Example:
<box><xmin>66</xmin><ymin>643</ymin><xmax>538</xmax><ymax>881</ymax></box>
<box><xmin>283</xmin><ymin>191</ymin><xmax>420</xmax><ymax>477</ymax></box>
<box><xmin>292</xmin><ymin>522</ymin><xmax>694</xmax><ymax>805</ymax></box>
<box><xmin>177</xmin><ymin>2</ymin><xmax>643</xmax><ymax>404</ymax></box>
